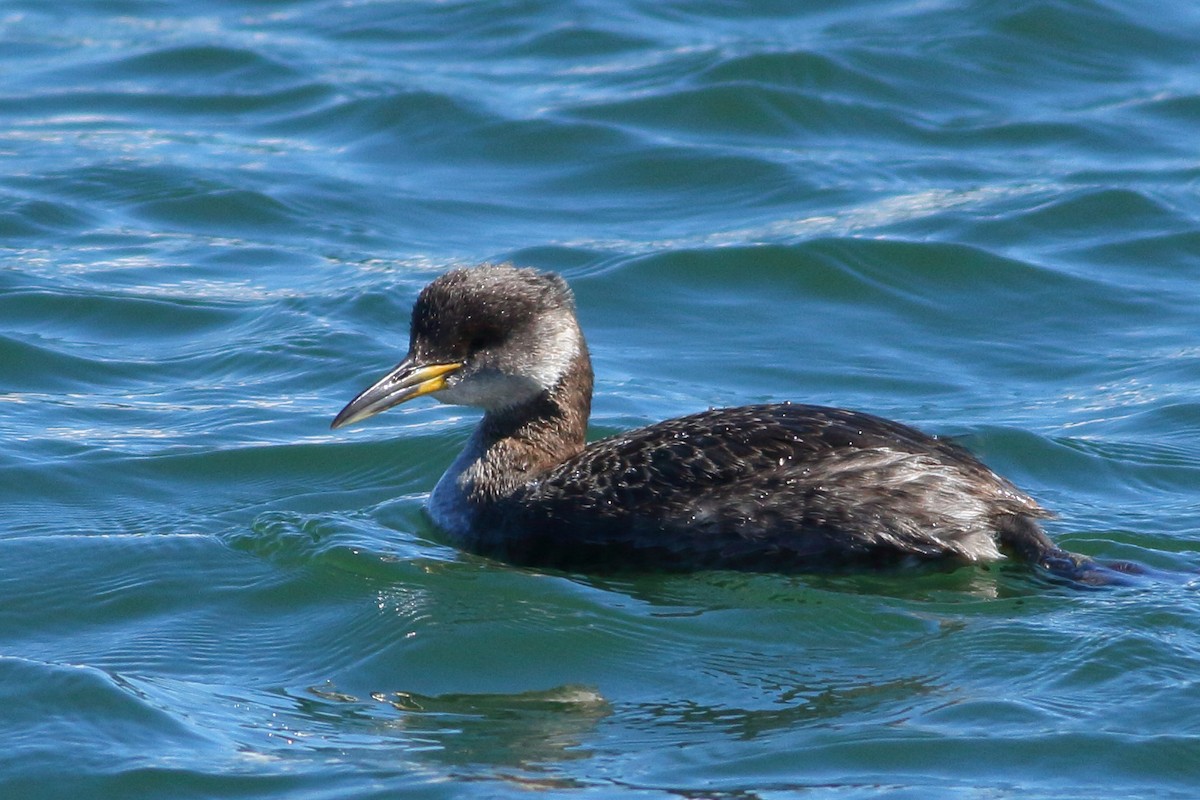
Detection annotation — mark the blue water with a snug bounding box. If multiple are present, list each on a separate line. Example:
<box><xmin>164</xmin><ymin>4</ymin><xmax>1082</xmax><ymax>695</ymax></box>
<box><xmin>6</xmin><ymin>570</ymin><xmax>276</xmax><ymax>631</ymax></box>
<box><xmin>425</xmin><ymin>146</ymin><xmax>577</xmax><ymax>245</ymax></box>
<box><xmin>3</xmin><ymin>1</ymin><xmax>1200</xmax><ymax>797</ymax></box>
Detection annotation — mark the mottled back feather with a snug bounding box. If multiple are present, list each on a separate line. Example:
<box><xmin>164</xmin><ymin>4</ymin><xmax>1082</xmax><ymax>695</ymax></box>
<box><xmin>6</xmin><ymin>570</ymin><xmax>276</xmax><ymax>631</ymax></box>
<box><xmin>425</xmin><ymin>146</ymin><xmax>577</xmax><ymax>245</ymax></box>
<box><xmin>484</xmin><ymin>404</ymin><xmax>1051</xmax><ymax>571</ymax></box>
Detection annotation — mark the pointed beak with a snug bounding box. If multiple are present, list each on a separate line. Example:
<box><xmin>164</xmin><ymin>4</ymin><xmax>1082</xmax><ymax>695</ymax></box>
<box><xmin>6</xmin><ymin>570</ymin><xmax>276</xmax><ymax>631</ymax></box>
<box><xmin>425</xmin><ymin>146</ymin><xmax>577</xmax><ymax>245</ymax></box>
<box><xmin>331</xmin><ymin>357</ymin><xmax>463</xmax><ymax>429</ymax></box>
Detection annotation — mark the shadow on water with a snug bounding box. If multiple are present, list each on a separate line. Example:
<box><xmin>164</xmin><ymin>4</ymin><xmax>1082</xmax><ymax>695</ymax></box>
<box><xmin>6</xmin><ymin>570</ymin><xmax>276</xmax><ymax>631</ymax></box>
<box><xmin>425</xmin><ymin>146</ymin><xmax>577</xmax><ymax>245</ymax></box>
<box><xmin>565</xmin><ymin>554</ymin><xmax>1193</xmax><ymax>612</ymax></box>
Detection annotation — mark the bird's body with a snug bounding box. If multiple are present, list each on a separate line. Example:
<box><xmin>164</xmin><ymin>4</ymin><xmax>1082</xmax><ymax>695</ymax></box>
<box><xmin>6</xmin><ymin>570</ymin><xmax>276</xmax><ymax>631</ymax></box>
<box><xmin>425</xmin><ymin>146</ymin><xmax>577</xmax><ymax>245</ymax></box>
<box><xmin>332</xmin><ymin>264</ymin><xmax>1098</xmax><ymax>577</ymax></box>
<box><xmin>429</xmin><ymin>402</ymin><xmax>1054</xmax><ymax>572</ymax></box>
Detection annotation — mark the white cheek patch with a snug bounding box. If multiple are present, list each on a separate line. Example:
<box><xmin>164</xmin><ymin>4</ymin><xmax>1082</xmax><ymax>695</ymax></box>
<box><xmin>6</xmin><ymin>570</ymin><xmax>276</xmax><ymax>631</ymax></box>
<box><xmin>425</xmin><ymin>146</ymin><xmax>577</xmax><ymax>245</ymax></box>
<box><xmin>436</xmin><ymin>315</ymin><xmax>581</xmax><ymax>411</ymax></box>
<box><xmin>436</xmin><ymin>371</ymin><xmax>544</xmax><ymax>408</ymax></box>
<box><xmin>525</xmin><ymin>315</ymin><xmax>580</xmax><ymax>392</ymax></box>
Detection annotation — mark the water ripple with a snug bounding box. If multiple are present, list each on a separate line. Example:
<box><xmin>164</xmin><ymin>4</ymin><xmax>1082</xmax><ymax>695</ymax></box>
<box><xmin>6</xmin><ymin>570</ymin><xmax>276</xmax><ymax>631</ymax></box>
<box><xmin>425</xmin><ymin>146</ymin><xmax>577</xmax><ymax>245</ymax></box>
<box><xmin>4</xmin><ymin>1</ymin><xmax>1200</xmax><ymax>798</ymax></box>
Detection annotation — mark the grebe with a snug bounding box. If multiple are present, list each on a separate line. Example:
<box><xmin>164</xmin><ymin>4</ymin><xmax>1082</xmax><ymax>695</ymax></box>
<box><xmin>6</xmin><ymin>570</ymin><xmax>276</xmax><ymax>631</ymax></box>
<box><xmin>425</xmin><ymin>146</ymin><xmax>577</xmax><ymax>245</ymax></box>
<box><xmin>332</xmin><ymin>265</ymin><xmax>1100</xmax><ymax>577</ymax></box>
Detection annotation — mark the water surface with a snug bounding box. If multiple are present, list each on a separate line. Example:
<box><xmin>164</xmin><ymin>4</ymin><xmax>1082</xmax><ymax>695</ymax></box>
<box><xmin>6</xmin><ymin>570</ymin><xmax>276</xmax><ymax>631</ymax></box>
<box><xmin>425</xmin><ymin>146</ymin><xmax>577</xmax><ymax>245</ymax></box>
<box><xmin>3</xmin><ymin>1</ymin><xmax>1200</xmax><ymax>798</ymax></box>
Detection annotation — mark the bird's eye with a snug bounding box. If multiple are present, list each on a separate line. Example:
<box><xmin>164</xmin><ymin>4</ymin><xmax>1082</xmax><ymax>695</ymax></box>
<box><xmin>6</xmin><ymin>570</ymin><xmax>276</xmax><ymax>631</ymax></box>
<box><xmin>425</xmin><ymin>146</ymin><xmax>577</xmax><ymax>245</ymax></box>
<box><xmin>469</xmin><ymin>330</ymin><xmax>500</xmax><ymax>351</ymax></box>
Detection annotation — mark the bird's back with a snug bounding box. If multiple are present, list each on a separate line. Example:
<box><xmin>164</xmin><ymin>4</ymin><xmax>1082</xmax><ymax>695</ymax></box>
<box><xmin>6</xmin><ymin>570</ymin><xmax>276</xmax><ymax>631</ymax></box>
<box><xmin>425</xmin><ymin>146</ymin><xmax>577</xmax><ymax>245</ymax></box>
<box><xmin>483</xmin><ymin>403</ymin><xmax>1050</xmax><ymax>571</ymax></box>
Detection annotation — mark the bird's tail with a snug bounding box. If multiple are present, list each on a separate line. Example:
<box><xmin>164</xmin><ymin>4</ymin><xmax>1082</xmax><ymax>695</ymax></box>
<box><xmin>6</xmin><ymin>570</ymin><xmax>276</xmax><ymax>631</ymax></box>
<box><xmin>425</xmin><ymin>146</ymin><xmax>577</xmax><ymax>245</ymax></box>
<box><xmin>996</xmin><ymin>514</ymin><xmax>1143</xmax><ymax>586</ymax></box>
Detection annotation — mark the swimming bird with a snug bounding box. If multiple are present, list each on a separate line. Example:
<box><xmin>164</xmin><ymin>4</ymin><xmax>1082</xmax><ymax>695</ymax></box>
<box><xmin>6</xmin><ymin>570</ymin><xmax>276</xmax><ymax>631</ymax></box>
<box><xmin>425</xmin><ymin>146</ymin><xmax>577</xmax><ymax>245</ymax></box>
<box><xmin>332</xmin><ymin>264</ymin><xmax>1106</xmax><ymax>577</ymax></box>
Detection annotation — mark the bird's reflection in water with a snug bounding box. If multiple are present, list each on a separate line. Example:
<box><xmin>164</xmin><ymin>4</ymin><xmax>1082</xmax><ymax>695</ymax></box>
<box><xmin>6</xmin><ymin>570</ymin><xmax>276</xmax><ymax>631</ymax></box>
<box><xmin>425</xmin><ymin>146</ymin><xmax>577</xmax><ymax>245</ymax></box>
<box><xmin>304</xmin><ymin>682</ymin><xmax>608</xmax><ymax>784</ymax></box>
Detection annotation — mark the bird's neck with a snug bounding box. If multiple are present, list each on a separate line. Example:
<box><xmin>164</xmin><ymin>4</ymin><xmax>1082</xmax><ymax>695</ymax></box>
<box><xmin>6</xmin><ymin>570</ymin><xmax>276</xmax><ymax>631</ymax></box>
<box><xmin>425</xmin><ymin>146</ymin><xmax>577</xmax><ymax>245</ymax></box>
<box><xmin>435</xmin><ymin>347</ymin><xmax>593</xmax><ymax>510</ymax></box>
